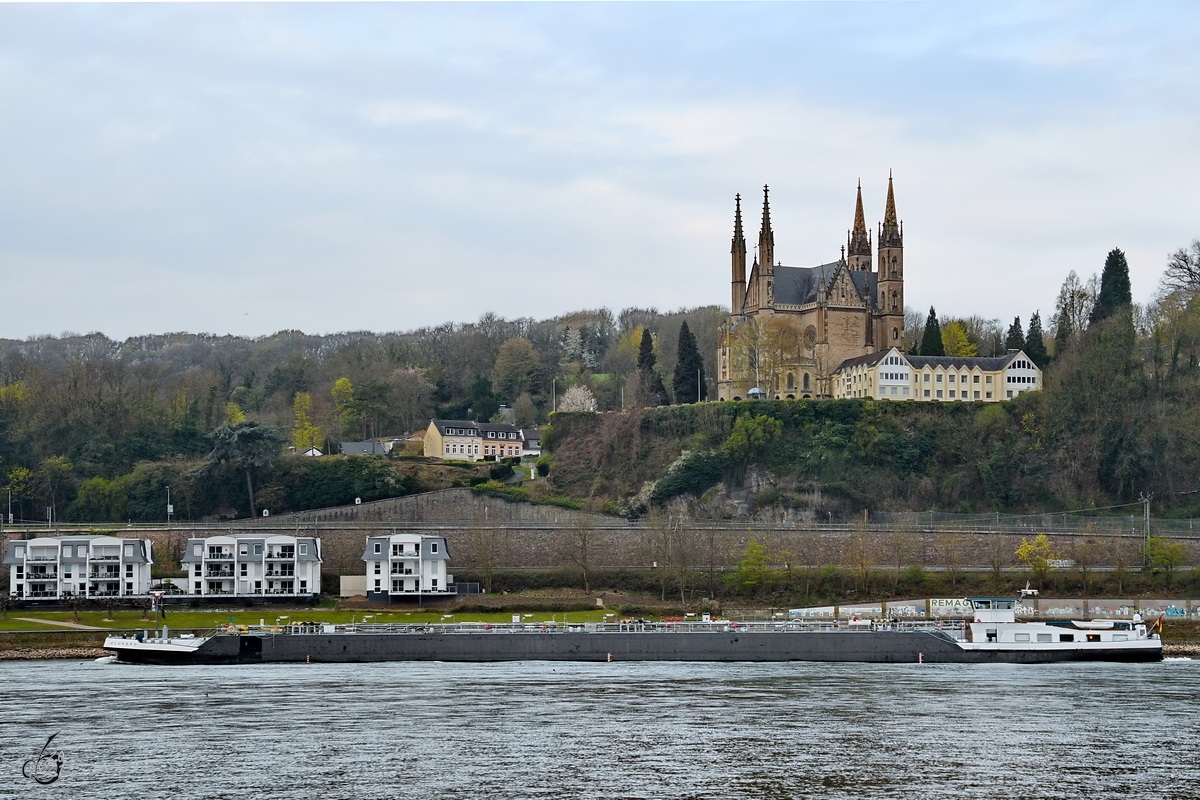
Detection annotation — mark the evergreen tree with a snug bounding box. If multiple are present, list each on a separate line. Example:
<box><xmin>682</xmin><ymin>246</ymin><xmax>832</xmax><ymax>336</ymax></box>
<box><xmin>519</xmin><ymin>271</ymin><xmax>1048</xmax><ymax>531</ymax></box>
<box><xmin>1005</xmin><ymin>317</ymin><xmax>1025</xmax><ymax>352</ymax></box>
<box><xmin>919</xmin><ymin>307</ymin><xmax>945</xmax><ymax>356</ymax></box>
<box><xmin>637</xmin><ymin>328</ymin><xmax>656</xmax><ymax>370</ymax></box>
<box><xmin>1024</xmin><ymin>311</ymin><xmax>1049</xmax><ymax>367</ymax></box>
<box><xmin>672</xmin><ymin>321</ymin><xmax>706</xmax><ymax>404</ymax></box>
<box><xmin>1090</xmin><ymin>248</ymin><xmax>1133</xmax><ymax>326</ymax></box>
<box><xmin>637</xmin><ymin>328</ymin><xmax>669</xmax><ymax>406</ymax></box>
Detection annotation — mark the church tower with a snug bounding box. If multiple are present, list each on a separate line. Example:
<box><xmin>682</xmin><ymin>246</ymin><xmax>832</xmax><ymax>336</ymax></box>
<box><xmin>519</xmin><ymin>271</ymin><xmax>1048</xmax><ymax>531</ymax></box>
<box><xmin>758</xmin><ymin>185</ymin><xmax>775</xmax><ymax>307</ymax></box>
<box><xmin>731</xmin><ymin>194</ymin><xmax>746</xmax><ymax>314</ymax></box>
<box><xmin>846</xmin><ymin>180</ymin><xmax>872</xmax><ymax>271</ymax></box>
<box><xmin>877</xmin><ymin>172</ymin><xmax>905</xmax><ymax>346</ymax></box>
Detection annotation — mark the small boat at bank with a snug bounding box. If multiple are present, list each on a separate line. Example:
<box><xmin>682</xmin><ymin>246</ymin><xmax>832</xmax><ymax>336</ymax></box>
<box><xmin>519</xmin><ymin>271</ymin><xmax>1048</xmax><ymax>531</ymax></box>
<box><xmin>103</xmin><ymin>594</ymin><xmax>1162</xmax><ymax>666</ymax></box>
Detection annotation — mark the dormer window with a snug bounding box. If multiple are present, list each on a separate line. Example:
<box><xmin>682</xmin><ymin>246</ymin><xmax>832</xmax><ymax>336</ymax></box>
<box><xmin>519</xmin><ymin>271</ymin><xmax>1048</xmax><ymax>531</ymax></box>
<box><xmin>374</xmin><ymin>542</ymin><xmax>382</xmax><ymax>555</ymax></box>
<box><xmin>431</xmin><ymin>543</ymin><xmax>439</xmax><ymax>554</ymax></box>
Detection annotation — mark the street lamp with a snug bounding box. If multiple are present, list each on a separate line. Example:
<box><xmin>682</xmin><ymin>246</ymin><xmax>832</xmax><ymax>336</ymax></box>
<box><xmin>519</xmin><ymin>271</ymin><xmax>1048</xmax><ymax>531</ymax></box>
<box><xmin>166</xmin><ymin>486</ymin><xmax>173</xmax><ymax>526</ymax></box>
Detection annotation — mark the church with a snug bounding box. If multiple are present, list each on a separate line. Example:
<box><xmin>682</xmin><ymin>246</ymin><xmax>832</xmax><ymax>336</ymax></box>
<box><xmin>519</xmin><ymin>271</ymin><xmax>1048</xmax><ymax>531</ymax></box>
<box><xmin>716</xmin><ymin>176</ymin><xmax>906</xmax><ymax>400</ymax></box>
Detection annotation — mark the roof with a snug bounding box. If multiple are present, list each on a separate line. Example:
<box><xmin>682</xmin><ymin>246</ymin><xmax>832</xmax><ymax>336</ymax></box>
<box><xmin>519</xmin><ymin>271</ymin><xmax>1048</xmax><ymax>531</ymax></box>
<box><xmin>833</xmin><ymin>349</ymin><xmax>1030</xmax><ymax>375</ymax></box>
<box><xmin>768</xmin><ymin>262</ymin><xmax>878</xmax><ymax>308</ymax></box>
<box><xmin>430</xmin><ymin>420</ymin><xmax>521</xmax><ymax>437</ymax></box>
<box><xmin>341</xmin><ymin>441</ymin><xmax>388</xmax><ymax>455</ymax></box>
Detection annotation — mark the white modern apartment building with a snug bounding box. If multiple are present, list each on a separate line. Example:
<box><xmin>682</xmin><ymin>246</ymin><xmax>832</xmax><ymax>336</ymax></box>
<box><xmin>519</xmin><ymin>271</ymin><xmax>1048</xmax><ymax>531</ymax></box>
<box><xmin>362</xmin><ymin>533</ymin><xmax>453</xmax><ymax>600</ymax></box>
<box><xmin>4</xmin><ymin>535</ymin><xmax>154</xmax><ymax>600</ymax></box>
<box><xmin>179</xmin><ymin>534</ymin><xmax>322</xmax><ymax>598</ymax></box>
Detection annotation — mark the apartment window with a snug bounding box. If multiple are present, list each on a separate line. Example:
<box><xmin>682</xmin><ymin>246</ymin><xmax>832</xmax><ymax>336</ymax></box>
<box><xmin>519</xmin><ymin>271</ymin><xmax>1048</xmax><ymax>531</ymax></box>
<box><xmin>194</xmin><ymin>582</ymin><xmax>202</xmax><ymax>593</ymax></box>
<box><xmin>936</xmin><ymin>374</ymin><xmax>942</xmax><ymax>383</ymax></box>
<box><xmin>299</xmin><ymin>544</ymin><xmax>308</xmax><ymax>556</ymax></box>
<box><xmin>374</xmin><ymin>579</ymin><xmax>381</xmax><ymax>590</ymax></box>
<box><xmin>414</xmin><ymin>543</ymin><xmax>421</xmax><ymax>555</ymax></box>
<box><xmin>374</xmin><ymin>542</ymin><xmax>382</xmax><ymax>555</ymax></box>
<box><xmin>949</xmin><ymin>374</ymin><xmax>955</xmax><ymax>383</ymax></box>
<box><xmin>903</xmin><ymin>387</ymin><xmax>909</xmax><ymax>396</ymax></box>
<box><xmin>125</xmin><ymin>582</ymin><xmax>133</xmax><ymax>594</ymax></box>
<box><xmin>393</xmin><ymin>579</ymin><xmax>402</xmax><ymax>592</ymax></box>
<box><xmin>254</xmin><ymin>544</ymin><xmax>263</xmax><ymax>555</ymax></box>
<box><xmin>973</xmin><ymin>375</ymin><xmax>980</xmax><ymax>384</ymax></box>
<box><xmin>936</xmin><ymin>390</ymin><xmax>943</xmax><ymax>399</ymax></box>
<box><xmin>949</xmin><ymin>391</ymin><xmax>956</xmax><ymax>398</ymax></box>
<box><xmin>14</xmin><ymin>545</ymin><xmax>23</xmax><ymax>557</ymax></box>
<box><xmin>431</xmin><ymin>543</ymin><xmax>439</xmax><ymax>554</ymax></box>
<box><xmin>986</xmin><ymin>392</ymin><xmax>993</xmax><ymax>399</ymax></box>
<box><xmin>194</xmin><ymin>564</ymin><xmax>202</xmax><ymax>576</ymax></box>
<box><xmin>125</xmin><ymin>544</ymin><xmax>134</xmax><ymax>557</ymax></box>
<box><xmin>62</xmin><ymin>546</ymin><xmax>72</xmax><ymax>557</ymax></box>
<box><xmin>240</xmin><ymin>563</ymin><xmax>248</xmax><ymax>577</ymax></box>
<box><xmin>432</xmin><ymin>579</ymin><xmax>438</xmax><ymax>590</ymax></box>
<box><xmin>255</xmin><ymin>581</ymin><xmax>262</xmax><ymax>591</ymax></box>
<box><xmin>974</xmin><ymin>391</ymin><xmax>980</xmax><ymax>400</ymax></box>
<box><xmin>193</xmin><ymin>544</ymin><xmax>202</xmax><ymax>557</ymax></box>
<box><xmin>374</xmin><ymin>562</ymin><xmax>381</xmax><ymax>574</ymax></box>
<box><xmin>1007</xmin><ymin>390</ymin><xmax>1013</xmax><ymax>398</ymax></box>
<box><xmin>126</xmin><ymin>564</ymin><xmax>133</xmax><ymax>577</ymax></box>
<box><xmin>300</xmin><ymin>580</ymin><xmax>307</xmax><ymax>593</ymax></box>
<box><xmin>924</xmin><ymin>389</ymin><xmax>930</xmax><ymax>398</ymax></box>
<box><xmin>239</xmin><ymin>544</ymin><xmax>248</xmax><ymax>555</ymax></box>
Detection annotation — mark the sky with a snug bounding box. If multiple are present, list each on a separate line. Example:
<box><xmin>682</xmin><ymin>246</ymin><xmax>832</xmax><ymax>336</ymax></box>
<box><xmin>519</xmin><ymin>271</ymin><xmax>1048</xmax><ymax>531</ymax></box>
<box><xmin>0</xmin><ymin>1</ymin><xmax>1197</xmax><ymax>341</ymax></box>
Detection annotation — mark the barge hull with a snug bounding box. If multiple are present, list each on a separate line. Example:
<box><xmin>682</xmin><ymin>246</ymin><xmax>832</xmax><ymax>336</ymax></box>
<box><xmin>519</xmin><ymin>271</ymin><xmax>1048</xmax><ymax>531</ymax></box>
<box><xmin>105</xmin><ymin>631</ymin><xmax>1162</xmax><ymax>665</ymax></box>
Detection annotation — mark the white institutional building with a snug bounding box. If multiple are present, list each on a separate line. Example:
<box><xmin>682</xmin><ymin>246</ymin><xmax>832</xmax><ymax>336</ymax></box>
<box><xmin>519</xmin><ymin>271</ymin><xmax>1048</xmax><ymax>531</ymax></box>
<box><xmin>4</xmin><ymin>535</ymin><xmax>155</xmax><ymax>600</ymax></box>
<box><xmin>362</xmin><ymin>533</ymin><xmax>453</xmax><ymax>600</ymax></box>
<box><xmin>179</xmin><ymin>534</ymin><xmax>322</xmax><ymax>598</ymax></box>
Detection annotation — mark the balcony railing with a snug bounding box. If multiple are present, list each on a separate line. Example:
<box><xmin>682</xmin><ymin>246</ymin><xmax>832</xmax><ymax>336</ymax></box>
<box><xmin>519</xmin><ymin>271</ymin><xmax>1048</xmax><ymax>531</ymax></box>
<box><xmin>205</xmin><ymin>570</ymin><xmax>235</xmax><ymax>578</ymax></box>
<box><xmin>27</xmin><ymin>572</ymin><xmax>58</xmax><ymax>580</ymax></box>
<box><xmin>265</xmin><ymin>552</ymin><xmax>295</xmax><ymax>560</ymax></box>
<box><xmin>28</xmin><ymin>590</ymin><xmax>59</xmax><ymax>598</ymax></box>
<box><xmin>89</xmin><ymin>573</ymin><xmax>120</xmax><ymax>580</ymax></box>
<box><xmin>205</xmin><ymin>589</ymin><xmax>234</xmax><ymax>595</ymax></box>
<box><xmin>206</xmin><ymin>552</ymin><xmax>234</xmax><ymax>560</ymax></box>
<box><xmin>265</xmin><ymin>571</ymin><xmax>295</xmax><ymax>578</ymax></box>
<box><xmin>27</xmin><ymin>554</ymin><xmax>57</xmax><ymax>562</ymax></box>
<box><xmin>264</xmin><ymin>588</ymin><xmax>297</xmax><ymax>594</ymax></box>
<box><xmin>89</xmin><ymin>590</ymin><xmax>120</xmax><ymax>597</ymax></box>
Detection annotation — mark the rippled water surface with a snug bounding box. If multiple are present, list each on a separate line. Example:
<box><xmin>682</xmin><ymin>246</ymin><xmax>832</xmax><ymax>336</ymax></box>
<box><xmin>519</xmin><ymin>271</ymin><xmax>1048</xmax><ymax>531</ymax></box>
<box><xmin>3</xmin><ymin>658</ymin><xmax>1200</xmax><ymax>799</ymax></box>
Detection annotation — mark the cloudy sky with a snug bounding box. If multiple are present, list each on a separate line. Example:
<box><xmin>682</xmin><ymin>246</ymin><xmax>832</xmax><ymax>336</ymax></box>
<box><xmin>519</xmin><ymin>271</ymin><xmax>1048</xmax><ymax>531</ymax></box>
<box><xmin>1</xmin><ymin>2</ymin><xmax>1197</xmax><ymax>340</ymax></box>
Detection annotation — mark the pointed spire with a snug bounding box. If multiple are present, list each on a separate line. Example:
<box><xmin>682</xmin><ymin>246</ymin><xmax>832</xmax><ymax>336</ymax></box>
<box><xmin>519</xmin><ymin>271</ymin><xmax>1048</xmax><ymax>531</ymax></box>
<box><xmin>732</xmin><ymin>193</ymin><xmax>745</xmax><ymax>249</ymax></box>
<box><xmin>758</xmin><ymin>184</ymin><xmax>775</xmax><ymax>275</ymax></box>
<box><xmin>848</xmin><ymin>179</ymin><xmax>871</xmax><ymax>257</ymax></box>
<box><xmin>880</xmin><ymin>171</ymin><xmax>902</xmax><ymax>248</ymax></box>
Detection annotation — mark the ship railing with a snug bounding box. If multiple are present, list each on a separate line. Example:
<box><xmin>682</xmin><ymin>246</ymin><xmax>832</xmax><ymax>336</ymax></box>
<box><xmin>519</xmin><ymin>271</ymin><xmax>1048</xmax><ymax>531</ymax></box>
<box><xmin>230</xmin><ymin>620</ymin><xmax>970</xmax><ymax>636</ymax></box>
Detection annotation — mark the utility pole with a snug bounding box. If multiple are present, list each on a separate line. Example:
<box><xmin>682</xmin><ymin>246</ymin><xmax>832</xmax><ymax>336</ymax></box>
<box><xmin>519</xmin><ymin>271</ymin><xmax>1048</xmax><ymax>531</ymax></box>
<box><xmin>167</xmin><ymin>485</ymin><xmax>173</xmax><ymax>526</ymax></box>
<box><xmin>552</xmin><ymin>378</ymin><xmax>556</xmax><ymax>413</ymax></box>
<box><xmin>697</xmin><ymin>368</ymin><xmax>701</xmax><ymax>403</ymax></box>
<box><xmin>1140</xmin><ymin>492</ymin><xmax>1152</xmax><ymax>566</ymax></box>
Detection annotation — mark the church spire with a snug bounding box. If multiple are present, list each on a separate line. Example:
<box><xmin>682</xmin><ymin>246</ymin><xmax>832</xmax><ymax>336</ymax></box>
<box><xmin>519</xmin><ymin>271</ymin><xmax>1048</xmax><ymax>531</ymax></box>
<box><xmin>731</xmin><ymin>194</ymin><xmax>747</xmax><ymax>313</ymax></box>
<box><xmin>758</xmin><ymin>185</ymin><xmax>775</xmax><ymax>276</ymax></box>
<box><xmin>848</xmin><ymin>179</ymin><xmax>871</xmax><ymax>258</ymax></box>
<box><xmin>881</xmin><ymin>170</ymin><xmax>902</xmax><ymax>248</ymax></box>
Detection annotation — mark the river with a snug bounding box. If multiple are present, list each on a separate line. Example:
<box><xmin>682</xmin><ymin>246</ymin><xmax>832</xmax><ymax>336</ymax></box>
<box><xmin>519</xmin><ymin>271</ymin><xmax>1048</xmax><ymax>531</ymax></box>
<box><xmin>3</xmin><ymin>658</ymin><xmax>1199</xmax><ymax>799</ymax></box>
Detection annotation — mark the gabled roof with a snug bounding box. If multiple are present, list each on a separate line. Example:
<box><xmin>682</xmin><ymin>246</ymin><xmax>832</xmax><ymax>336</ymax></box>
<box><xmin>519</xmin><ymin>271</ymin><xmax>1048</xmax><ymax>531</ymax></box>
<box><xmin>430</xmin><ymin>420</ymin><xmax>521</xmax><ymax>437</ymax></box>
<box><xmin>768</xmin><ymin>262</ymin><xmax>878</xmax><ymax>309</ymax></box>
<box><xmin>341</xmin><ymin>441</ymin><xmax>388</xmax><ymax>455</ymax></box>
<box><xmin>833</xmin><ymin>349</ymin><xmax>1032</xmax><ymax>375</ymax></box>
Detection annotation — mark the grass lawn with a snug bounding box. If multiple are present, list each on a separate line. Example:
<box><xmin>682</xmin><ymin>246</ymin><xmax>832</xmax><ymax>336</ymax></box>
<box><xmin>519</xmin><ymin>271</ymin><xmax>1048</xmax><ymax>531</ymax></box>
<box><xmin>0</xmin><ymin>607</ymin><xmax>618</xmax><ymax>632</ymax></box>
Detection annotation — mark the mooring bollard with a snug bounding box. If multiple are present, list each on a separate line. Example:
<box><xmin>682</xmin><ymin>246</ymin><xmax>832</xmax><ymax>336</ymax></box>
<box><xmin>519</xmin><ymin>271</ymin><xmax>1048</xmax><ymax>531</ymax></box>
<box><xmin>607</xmin><ymin>652</ymin><xmax>612</xmax><ymax>662</ymax></box>
<box><xmin>918</xmin><ymin>652</ymin><xmax>924</xmax><ymax>664</ymax></box>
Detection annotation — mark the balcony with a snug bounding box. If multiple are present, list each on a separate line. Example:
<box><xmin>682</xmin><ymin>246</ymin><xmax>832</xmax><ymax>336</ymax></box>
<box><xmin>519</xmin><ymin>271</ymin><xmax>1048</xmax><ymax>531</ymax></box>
<box><xmin>27</xmin><ymin>554</ymin><xmax>58</xmax><ymax>562</ymax></box>
<box><xmin>206</xmin><ymin>552</ymin><xmax>234</xmax><ymax>561</ymax></box>
<box><xmin>264</xmin><ymin>588</ymin><xmax>298</xmax><ymax>595</ymax></box>
<box><xmin>90</xmin><ymin>554</ymin><xmax>120</xmax><ymax>561</ymax></box>
<box><xmin>89</xmin><ymin>590</ymin><xmax>120</xmax><ymax>597</ymax></box>
<box><xmin>28</xmin><ymin>590</ymin><xmax>60</xmax><ymax>598</ymax></box>
<box><xmin>265</xmin><ymin>551</ymin><xmax>295</xmax><ymax>560</ymax></box>
<box><xmin>27</xmin><ymin>572</ymin><xmax>58</xmax><ymax>580</ymax></box>
<box><xmin>204</xmin><ymin>589</ymin><xmax>234</xmax><ymax>595</ymax></box>
<box><xmin>265</xmin><ymin>570</ymin><xmax>294</xmax><ymax>577</ymax></box>
<box><xmin>89</xmin><ymin>572</ymin><xmax>120</xmax><ymax>580</ymax></box>
<box><xmin>205</xmin><ymin>570</ymin><xmax>234</xmax><ymax>578</ymax></box>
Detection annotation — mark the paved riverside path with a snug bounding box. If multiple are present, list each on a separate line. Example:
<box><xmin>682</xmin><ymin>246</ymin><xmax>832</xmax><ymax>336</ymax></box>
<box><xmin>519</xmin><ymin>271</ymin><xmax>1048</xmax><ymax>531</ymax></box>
<box><xmin>14</xmin><ymin>617</ymin><xmax>106</xmax><ymax>630</ymax></box>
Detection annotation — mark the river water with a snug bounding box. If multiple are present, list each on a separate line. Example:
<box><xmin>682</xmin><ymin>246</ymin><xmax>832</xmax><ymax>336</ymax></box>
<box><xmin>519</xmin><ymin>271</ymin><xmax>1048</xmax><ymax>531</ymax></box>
<box><xmin>2</xmin><ymin>658</ymin><xmax>1199</xmax><ymax>799</ymax></box>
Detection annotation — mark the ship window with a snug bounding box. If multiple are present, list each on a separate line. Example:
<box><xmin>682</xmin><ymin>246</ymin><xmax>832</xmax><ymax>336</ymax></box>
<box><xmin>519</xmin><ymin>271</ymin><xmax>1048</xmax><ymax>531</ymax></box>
<box><xmin>1059</xmin><ymin>634</ymin><xmax>1074</xmax><ymax>642</ymax></box>
<box><xmin>1087</xmin><ymin>634</ymin><xmax>1101</xmax><ymax>642</ymax></box>
<box><xmin>986</xmin><ymin>629</ymin><xmax>997</xmax><ymax>642</ymax></box>
<box><xmin>1037</xmin><ymin>633</ymin><xmax>1052</xmax><ymax>643</ymax></box>
<box><xmin>1014</xmin><ymin>633</ymin><xmax>1030</xmax><ymax>643</ymax></box>
<box><xmin>1114</xmin><ymin>634</ymin><xmax>1128</xmax><ymax>641</ymax></box>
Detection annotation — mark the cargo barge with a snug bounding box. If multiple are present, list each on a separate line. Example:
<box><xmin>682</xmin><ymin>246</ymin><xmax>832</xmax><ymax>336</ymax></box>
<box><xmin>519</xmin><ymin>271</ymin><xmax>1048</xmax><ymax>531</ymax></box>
<box><xmin>103</xmin><ymin>597</ymin><xmax>1162</xmax><ymax>665</ymax></box>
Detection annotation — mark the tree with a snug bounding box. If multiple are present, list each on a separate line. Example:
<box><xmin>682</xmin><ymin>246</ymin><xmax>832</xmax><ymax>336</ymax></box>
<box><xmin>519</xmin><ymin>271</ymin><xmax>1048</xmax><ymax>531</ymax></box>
<box><xmin>729</xmin><ymin>538</ymin><xmax>770</xmax><ymax>597</ymax></box>
<box><xmin>6</xmin><ymin>466</ymin><xmax>34</xmax><ymax>522</ymax></box>
<box><xmin>1090</xmin><ymin>248</ymin><xmax>1134</xmax><ymax>327</ymax></box>
<box><xmin>1015</xmin><ymin>533</ymin><xmax>1059</xmax><ymax>588</ymax></box>
<box><xmin>672</xmin><ymin>321</ymin><xmax>707</xmax><ymax>404</ymax></box>
<box><xmin>1144</xmin><ymin>536</ymin><xmax>1187</xmax><ymax>586</ymax></box>
<box><xmin>1051</xmin><ymin>270</ymin><xmax>1097</xmax><ymax>354</ymax></box>
<box><xmin>919</xmin><ymin>307</ymin><xmax>945</xmax><ymax>356</ymax></box>
<box><xmin>941</xmin><ymin>321</ymin><xmax>977</xmax><ymax>357</ymax></box>
<box><xmin>558</xmin><ymin>384</ymin><xmax>597</xmax><ymax>412</ymax></box>
<box><xmin>721</xmin><ymin>414</ymin><xmax>782</xmax><ymax>463</ymax></box>
<box><xmin>492</xmin><ymin>337</ymin><xmax>541</xmax><ymax>401</ymax></box>
<box><xmin>193</xmin><ymin>421</ymin><xmax>285</xmax><ymax>518</ymax></box>
<box><xmin>1024</xmin><ymin>311</ymin><xmax>1049</xmax><ymax>368</ymax></box>
<box><xmin>1005</xmin><ymin>317</ymin><xmax>1024</xmax><ymax>352</ymax></box>
<box><xmin>331</xmin><ymin>378</ymin><xmax>357</xmax><ymax>439</ymax></box>
<box><xmin>636</xmin><ymin>328</ymin><xmax>669</xmax><ymax>406</ymax></box>
<box><xmin>512</xmin><ymin>392</ymin><xmax>537</xmax><ymax>427</ymax></box>
<box><xmin>561</xmin><ymin>518</ymin><xmax>601</xmax><ymax>592</ymax></box>
<box><xmin>1159</xmin><ymin>239</ymin><xmax>1200</xmax><ymax>302</ymax></box>
<box><xmin>391</xmin><ymin>368</ymin><xmax>435</xmax><ymax>434</ymax></box>
<box><xmin>291</xmin><ymin>392</ymin><xmax>321</xmax><ymax>451</ymax></box>
<box><xmin>39</xmin><ymin>456</ymin><xmax>74</xmax><ymax>523</ymax></box>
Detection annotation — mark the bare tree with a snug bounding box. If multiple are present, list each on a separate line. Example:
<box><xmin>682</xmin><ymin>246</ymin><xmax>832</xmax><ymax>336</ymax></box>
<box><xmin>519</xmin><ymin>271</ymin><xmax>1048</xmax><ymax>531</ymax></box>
<box><xmin>940</xmin><ymin>532</ymin><xmax>963</xmax><ymax>591</ymax></box>
<box><xmin>468</xmin><ymin>515</ymin><xmax>505</xmax><ymax>594</ymax></box>
<box><xmin>1159</xmin><ymin>239</ymin><xmax>1200</xmax><ymax>301</ymax></box>
<box><xmin>560</xmin><ymin>517</ymin><xmax>601</xmax><ymax>593</ymax></box>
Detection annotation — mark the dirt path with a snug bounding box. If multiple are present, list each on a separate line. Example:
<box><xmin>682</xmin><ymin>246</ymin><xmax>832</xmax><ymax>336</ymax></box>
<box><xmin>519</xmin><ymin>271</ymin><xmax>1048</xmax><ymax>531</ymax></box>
<box><xmin>13</xmin><ymin>617</ymin><xmax>106</xmax><ymax>630</ymax></box>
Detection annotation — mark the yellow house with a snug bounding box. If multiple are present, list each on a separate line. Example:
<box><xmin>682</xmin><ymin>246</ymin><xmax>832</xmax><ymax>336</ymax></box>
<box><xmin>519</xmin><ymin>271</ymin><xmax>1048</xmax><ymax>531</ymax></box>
<box><xmin>832</xmin><ymin>347</ymin><xmax>1042</xmax><ymax>402</ymax></box>
<box><xmin>423</xmin><ymin>420</ymin><xmax>524</xmax><ymax>461</ymax></box>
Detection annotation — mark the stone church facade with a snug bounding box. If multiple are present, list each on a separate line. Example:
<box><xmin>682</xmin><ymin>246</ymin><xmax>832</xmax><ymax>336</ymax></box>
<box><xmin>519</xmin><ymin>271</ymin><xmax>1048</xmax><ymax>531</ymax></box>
<box><xmin>716</xmin><ymin>177</ymin><xmax>906</xmax><ymax>400</ymax></box>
